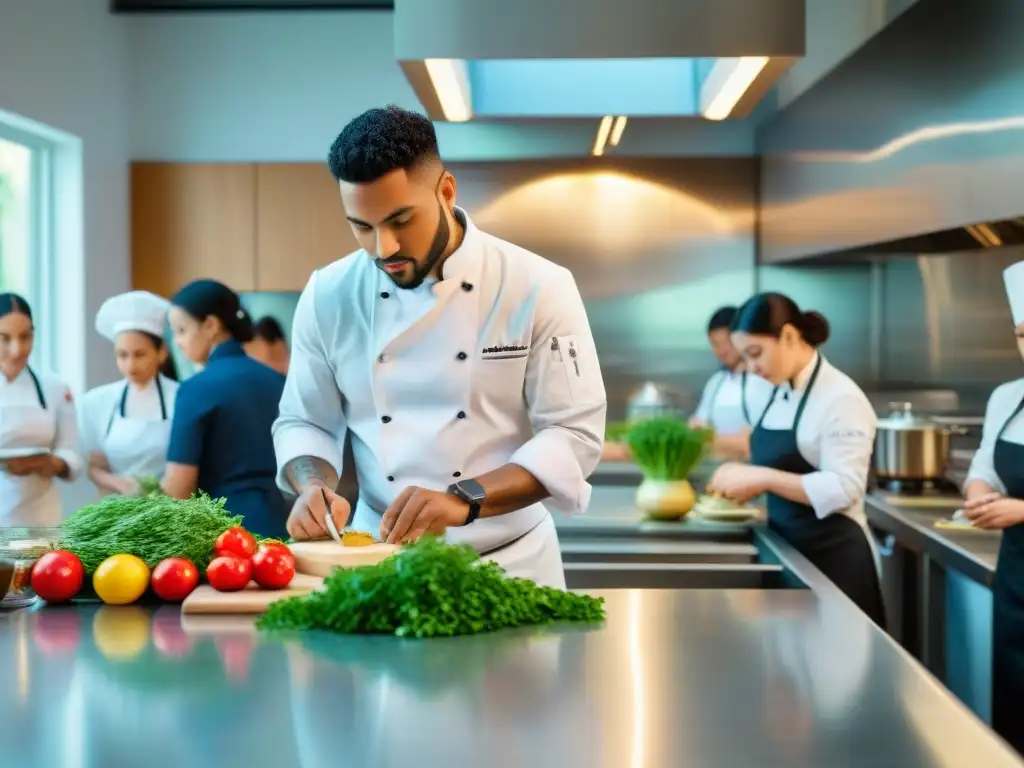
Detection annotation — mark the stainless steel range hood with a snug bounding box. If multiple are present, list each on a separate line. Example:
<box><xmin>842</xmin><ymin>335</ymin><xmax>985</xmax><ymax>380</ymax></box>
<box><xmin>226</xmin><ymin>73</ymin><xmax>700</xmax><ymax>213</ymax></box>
<box><xmin>758</xmin><ymin>0</ymin><xmax>1024</xmax><ymax>264</ymax></box>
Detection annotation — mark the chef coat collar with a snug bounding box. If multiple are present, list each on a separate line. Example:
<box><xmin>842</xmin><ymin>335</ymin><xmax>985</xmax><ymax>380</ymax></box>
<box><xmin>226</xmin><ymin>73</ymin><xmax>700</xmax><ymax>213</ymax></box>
<box><xmin>437</xmin><ymin>207</ymin><xmax>483</xmax><ymax>285</ymax></box>
<box><xmin>782</xmin><ymin>352</ymin><xmax>820</xmax><ymax>394</ymax></box>
<box><xmin>208</xmin><ymin>340</ymin><xmax>246</xmax><ymax>364</ymax></box>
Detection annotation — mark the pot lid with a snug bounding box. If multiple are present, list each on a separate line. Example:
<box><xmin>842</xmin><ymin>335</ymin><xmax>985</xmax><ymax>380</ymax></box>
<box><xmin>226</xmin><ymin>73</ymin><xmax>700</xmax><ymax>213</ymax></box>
<box><xmin>877</xmin><ymin>402</ymin><xmax>941</xmax><ymax>430</ymax></box>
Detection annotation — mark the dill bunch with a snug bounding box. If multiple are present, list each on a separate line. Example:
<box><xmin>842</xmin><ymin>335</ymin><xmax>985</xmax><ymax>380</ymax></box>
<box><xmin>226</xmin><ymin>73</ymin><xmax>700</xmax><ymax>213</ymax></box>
<box><xmin>257</xmin><ymin>536</ymin><xmax>605</xmax><ymax>638</ymax></box>
<box><xmin>626</xmin><ymin>418</ymin><xmax>712</xmax><ymax>481</ymax></box>
<box><xmin>60</xmin><ymin>493</ymin><xmax>243</xmax><ymax>573</ymax></box>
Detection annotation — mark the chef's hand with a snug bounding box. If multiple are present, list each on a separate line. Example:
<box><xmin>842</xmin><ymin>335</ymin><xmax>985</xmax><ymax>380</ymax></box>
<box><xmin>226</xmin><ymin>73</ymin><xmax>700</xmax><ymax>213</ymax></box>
<box><xmin>381</xmin><ymin>486</ymin><xmax>470</xmax><ymax>545</ymax></box>
<box><xmin>112</xmin><ymin>475</ymin><xmax>141</xmax><ymax>497</ymax></box>
<box><xmin>286</xmin><ymin>484</ymin><xmax>351</xmax><ymax>540</ymax></box>
<box><xmin>707</xmin><ymin>462</ymin><xmax>767</xmax><ymax>504</ymax></box>
<box><xmin>4</xmin><ymin>455</ymin><xmax>63</xmax><ymax>477</ymax></box>
<box><xmin>963</xmin><ymin>491</ymin><xmax>1003</xmax><ymax>510</ymax></box>
<box><xmin>964</xmin><ymin>496</ymin><xmax>1024</xmax><ymax>530</ymax></box>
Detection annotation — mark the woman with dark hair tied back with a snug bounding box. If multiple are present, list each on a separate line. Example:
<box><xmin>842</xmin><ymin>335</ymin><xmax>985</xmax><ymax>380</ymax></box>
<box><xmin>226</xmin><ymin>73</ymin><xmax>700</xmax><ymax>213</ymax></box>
<box><xmin>708</xmin><ymin>292</ymin><xmax>885</xmax><ymax>627</ymax></box>
<box><xmin>0</xmin><ymin>293</ymin><xmax>84</xmax><ymax>525</ymax></box>
<box><xmin>245</xmin><ymin>315</ymin><xmax>290</xmax><ymax>375</ymax></box>
<box><xmin>80</xmin><ymin>291</ymin><xmax>180</xmax><ymax>496</ymax></box>
<box><xmin>160</xmin><ymin>280</ymin><xmax>289</xmax><ymax>538</ymax></box>
<box><xmin>689</xmin><ymin>305</ymin><xmax>774</xmax><ymax>459</ymax></box>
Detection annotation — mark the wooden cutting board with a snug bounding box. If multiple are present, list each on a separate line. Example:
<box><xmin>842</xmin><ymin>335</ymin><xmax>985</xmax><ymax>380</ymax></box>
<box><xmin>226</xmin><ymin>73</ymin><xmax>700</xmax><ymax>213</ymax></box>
<box><xmin>181</xmin><ymin>572</ymin><xmax>324</xmax><ymax>615</ymax></box>
<box><xmin>288</xmin><ymin>540</ymin><xmax>400</xmax><ymax>577</ymax></box>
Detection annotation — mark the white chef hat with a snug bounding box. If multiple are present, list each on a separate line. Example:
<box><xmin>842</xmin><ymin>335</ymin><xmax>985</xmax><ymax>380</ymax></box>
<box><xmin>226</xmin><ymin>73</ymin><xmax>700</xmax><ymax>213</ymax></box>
<box><xmin>1005</xmin><ymin>261</ymin><xmax>1024</xmax><ymax>327</ymax></box>
<box><xmin>95</xmin><ymin>291</ymin><xmax>170</xmax><ymax>342</ymax></box>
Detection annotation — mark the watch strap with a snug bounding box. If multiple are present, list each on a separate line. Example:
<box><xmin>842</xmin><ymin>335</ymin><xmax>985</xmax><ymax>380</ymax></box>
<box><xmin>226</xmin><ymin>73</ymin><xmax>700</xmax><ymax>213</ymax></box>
<box><xmin>448</xmin><ymin>480</ymin><xmax>485</xmax><ymax>526</ymax></box>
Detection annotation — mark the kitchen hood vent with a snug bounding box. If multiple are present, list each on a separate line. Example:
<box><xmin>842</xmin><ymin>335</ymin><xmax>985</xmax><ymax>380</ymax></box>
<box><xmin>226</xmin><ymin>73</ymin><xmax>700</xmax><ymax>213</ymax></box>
<box><xmin>800</xmin><ymin>216</ymin><xmax>1024</xmax><ymax>262</ymax></box>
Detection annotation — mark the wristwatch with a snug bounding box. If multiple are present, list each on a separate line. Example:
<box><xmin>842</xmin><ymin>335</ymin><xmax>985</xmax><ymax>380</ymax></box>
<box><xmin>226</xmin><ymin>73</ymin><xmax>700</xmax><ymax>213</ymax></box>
<box><xmin>447</xmin><ymin>479</ymin><xmax>486</xmax><ymax>525</ymax></box>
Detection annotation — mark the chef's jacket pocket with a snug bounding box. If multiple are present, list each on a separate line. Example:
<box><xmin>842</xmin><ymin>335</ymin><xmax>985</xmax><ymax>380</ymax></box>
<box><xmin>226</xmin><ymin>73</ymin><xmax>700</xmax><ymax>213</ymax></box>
<box><xmin>475</xmin><ymin>353</ymin><xmax>530</xmax><ymax>404</ymax></box>
<box><xmin>552</xmin><ymin>335</ymin><xmax>602</xmax><ymax>405</ymax></box>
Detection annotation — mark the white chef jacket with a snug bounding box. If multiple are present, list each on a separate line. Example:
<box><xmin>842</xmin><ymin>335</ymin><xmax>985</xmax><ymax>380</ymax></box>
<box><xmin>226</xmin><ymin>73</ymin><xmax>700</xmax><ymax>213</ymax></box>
<box><xmin>758</xmin><ymin>353</ymin><xmax>877</xmax><ymax>528</ymax></box>
<box><xmin>78</xmin><ymin>375</ymin><xmax>179</xmax><ymax>477</ymax></box>
<box><xmin>273</xmin><ymin>209</ymin><xmax>607</xmax><ymax>556</ymax></box>
<box><xmin>692</xmin><ymin>368</ymin><xmax>774</xmax><ymax>435</ymax></box>
<box><xmin>0</xmin><ymin>367</ymin><xmax>83</xmax><ymax>525</ymax></box>
<box><xmin>965</xmin><ymin>377</ymin><xmax>1024</xmax><ymax>493</ymax></box>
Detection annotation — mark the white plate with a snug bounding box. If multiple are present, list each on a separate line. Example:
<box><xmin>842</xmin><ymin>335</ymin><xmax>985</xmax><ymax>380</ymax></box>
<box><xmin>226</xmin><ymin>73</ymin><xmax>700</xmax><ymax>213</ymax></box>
<box><xmin>693</xmin><ymin>504</ymin><xmax>760</xmax><ymax>522</ymax></box>
<box><xmin>0</xmin><ymin>448</ymin><xmax>50</xmax><ymax>461</ymax></box>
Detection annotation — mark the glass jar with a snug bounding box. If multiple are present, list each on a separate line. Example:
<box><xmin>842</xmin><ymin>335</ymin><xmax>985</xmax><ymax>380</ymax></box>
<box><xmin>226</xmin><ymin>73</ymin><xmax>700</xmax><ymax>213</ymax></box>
<box><xmin>0</xmin><ymin>528</ymin><xmax>57</xmax><ymax>609</ymax></box>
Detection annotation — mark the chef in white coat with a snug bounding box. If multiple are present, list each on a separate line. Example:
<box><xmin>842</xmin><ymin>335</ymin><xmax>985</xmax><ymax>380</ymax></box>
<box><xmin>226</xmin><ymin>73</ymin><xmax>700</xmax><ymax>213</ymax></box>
<box><xmin>273</xmin><ymin>106</ymin><xmax>607</xmax><ymax>589</ymax></box>
<box><xmin>78</xmin><ymin>291</ymin><xmax>179</xmax><ymax>496</ymax></box>
<box><xmin>962</xmin><ymin>260</ymin><xmax>1024</xmax><ymax>754</ymax></box>
<box><xmin>0</xmin><ymin>293</ymin><xmax>83</xmax><ymax>526</ymax></box>
<box><xmin>690</xmin><ymin>305</ymin><xmax>774</xmax><ymax>458</ymax></box>
<box><xmin>708</xmin><ymin>292</ymin><xmax>885</xmax><ymax>626</ymax></box>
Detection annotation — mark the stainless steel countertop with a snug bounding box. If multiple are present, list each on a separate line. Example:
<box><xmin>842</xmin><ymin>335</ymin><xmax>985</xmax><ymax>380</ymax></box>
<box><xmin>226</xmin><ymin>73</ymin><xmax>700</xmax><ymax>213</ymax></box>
<box><xmin>1</xmin><ymin>590</ymin><xmax>1018</xmax><ymax>768</ymax></box>
<box><xmin>865</xmin><ymin>494</ymin><xmax>1000</xmax><ymax>587</ymax></box>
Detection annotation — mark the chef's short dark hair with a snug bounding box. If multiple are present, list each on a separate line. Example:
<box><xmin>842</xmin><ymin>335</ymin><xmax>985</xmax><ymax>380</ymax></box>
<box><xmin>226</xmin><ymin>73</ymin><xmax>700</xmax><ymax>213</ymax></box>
<box><xmin>707</xmin><ymin>306</ymin><xmax>737</xmax><ymax>332</ymax></box>
<box><xmin>732</xmin><ymin>292</ymin><xmax>831</xmax><ymax>347</ymax></box>
<box><xmin>171</xmin><ymin>280</ymin><xmax>255</xmax><ymax>344</ymax></box>
<box><xmin>327</xmin><ymin>105</ymin><xmax>440</xmax><ymax>184</ymax></box>
<box><xmin>0</xmin><ymin>293</ymin><xmax>32</xmax><ymax>321</ymax></box>
<box><xmin>254</xmin><ymin>316</ymin><xmax>285</xmax><ymax>343</ymax></box>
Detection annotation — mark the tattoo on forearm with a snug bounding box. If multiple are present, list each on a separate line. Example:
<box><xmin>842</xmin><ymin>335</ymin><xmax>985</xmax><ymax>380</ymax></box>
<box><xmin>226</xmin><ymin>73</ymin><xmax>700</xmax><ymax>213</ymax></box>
<box><xmin>285</xmin><ymin>455</ymin><xmax>339</xmax><ymax>492</ymax></box>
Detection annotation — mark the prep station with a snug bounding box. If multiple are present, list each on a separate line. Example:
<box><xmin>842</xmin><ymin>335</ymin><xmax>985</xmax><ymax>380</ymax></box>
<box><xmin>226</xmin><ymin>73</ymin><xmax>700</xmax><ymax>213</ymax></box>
<box><xmin>1</xmin><ymin>462</ymin><xmax>1019</xmax><ymax>767</ymax></box>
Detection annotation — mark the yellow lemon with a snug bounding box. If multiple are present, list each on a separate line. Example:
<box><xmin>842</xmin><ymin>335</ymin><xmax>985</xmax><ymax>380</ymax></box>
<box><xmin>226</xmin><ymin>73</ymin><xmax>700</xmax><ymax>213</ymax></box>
<box><xmin>93</xmin><ymin>554</ymin><xmax>150</xmax><ymax>605</ymax></box>
<box><xmin>92</xmin><ymin>605</ymin><xmax>151</xmax><ymax>662</ymax></box>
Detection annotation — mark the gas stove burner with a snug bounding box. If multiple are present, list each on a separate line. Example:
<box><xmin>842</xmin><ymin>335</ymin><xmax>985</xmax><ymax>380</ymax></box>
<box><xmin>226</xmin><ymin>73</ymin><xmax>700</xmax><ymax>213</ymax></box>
<box><xmin>875</xmin><ymin>477</ymin><xmax>960</xmax><ymax>496</ymax></box>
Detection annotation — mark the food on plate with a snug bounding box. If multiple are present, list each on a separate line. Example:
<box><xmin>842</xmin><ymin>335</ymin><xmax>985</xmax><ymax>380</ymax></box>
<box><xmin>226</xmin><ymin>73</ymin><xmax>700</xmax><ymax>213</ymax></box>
<box><xmin>693</xmin><ymin>492</ymin><xmax>759</xmax><ymax>519</ymax></box>
<box><xmin>258</xmin><ymin>535</ymin><xmax>605</xmax><ymax>638</ymax></box>
<box><xmin>206</xmin><ymin>555</ymin><xmax>252</xmax><ymax>592</ymax></box>
<box><xmin>30</xmin><ymin>550</ymin><xmax>84</xmax><ymax>603</ymax></box>
<box><xmin>341</xmin><ymin>530</ymin><xmax>376</xmax><ymax>547</ymax></box>
<box><xmin>214</xmin><ymin>526</ymin><xmax>258</xmax><ymax>559</ymax></box>
<box><xmin>59</xmin><ymin>492</ymin><xmax>247</xmax><ymax>573</ymax></box>
<box><xmin>151</xmin><ymin>557</ymin><xmax>200</xmax><ymax>602</ymax></box>
<box><xmin>92</xmin><ymin>554</ymin><xmax>151</xmax><ymax>605</ymax></box>
<box><xmin>251</xmin><ymin>545</ymin><xmax>295</xmax><ymax>589</ymax></box>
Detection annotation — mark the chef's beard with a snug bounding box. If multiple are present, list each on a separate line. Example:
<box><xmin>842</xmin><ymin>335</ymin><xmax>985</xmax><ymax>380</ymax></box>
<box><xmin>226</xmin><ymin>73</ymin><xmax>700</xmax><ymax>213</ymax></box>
<box><xmin>379</xmin><ymin>201</ymin><xmax>451</xmax><ymax>290</ymax></box>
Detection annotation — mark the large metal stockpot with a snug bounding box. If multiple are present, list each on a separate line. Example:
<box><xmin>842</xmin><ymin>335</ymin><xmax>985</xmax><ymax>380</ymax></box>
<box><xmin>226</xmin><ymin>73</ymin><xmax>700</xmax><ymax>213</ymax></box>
<box><xmin>873</xmin><ymin>402</ymin><xmax>966</xmax><ymax>481</ymax></box>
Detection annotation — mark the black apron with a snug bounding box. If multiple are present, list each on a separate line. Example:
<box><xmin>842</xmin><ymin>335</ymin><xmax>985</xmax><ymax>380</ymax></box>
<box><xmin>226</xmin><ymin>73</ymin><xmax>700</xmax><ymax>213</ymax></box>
<box><xmin>990</xmin><ymin>394</ymin><xmax>1024</xmax><ymax>753</ymax></box>
<box><xmin>750</xmin><ymin>356</ymin><xmax>887</xmax><ymax>628</ymax></box>
<box><xmin>707</xmin><ymin>370</ymin><xmax>752</xmax><ymax>430</ymax></box>
<box><xmin>26</xmin><ymin>367</ymin><xmax>47</xmax><ymax>409</ymax></box>
<box><xmin>105</xmin><ymin>377</ymin><xmax>168</xmax><ymax>436</ymax></box>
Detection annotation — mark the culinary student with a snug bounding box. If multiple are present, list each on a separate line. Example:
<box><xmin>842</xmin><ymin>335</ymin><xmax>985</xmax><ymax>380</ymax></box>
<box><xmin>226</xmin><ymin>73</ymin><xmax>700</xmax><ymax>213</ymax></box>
<box><xmin>708</xmin><ymin>292</ymin><xmax>885</xmax><ymax>626</ymax></box>
<box><xmin>962</xmin><ymin>260</ymin><xmax>1024</xmax><ymax>754</ymax></box>
<box><xmin>78</xmin><ymin>291</ymin><xmax>179</xmax><ymax>496</ymax></box>
<box><xmin>0</xmin><ymin>293</ymin><xmax>83</xmax><ymax>526</ymax></box>
<box><xmin>246</xmin><ymin>316</ymin><xmax>290</xmax><ymax>375</ymax></box>
<box><xmin>163</xmin><ymin>280</ymin><xmax>289</xmax><ymax>538</ymax></box>
<box><xmin>690</xmin><ymin>305</ymin><xmax>774</xmax><ymax>459</ymax></box>
<box><xmin>274</xmin><ymin>106</ymin><xmax>607</xmax><ymax>589</ymax></box>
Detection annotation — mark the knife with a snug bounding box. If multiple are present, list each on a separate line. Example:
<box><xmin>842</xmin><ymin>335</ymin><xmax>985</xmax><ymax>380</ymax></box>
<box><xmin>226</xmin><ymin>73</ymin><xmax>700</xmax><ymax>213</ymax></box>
<box><xmin>321</xmin><ymin>488</ymin><xmax>344</xmax><ymax>545</ymax></box>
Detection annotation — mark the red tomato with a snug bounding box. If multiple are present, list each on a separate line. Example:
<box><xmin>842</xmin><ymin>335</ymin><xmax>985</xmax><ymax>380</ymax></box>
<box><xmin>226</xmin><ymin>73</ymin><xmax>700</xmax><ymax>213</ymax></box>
<box><xmin>151</xmin><ymin>557</ymin><xmax>200</xmax><ymax>602</ymax></box>
<box><xmin>30</xmin><ymin>550</ymin><xmax>84</xmax><ymax>603</ymax></box>
<box><xmin>258</xmin><ymin>541</ymin><xmax>292</xmax><ymax>558</ymax></box>
<box><xmin>251</xmin><ymin>546</ymin><xmax>296</xmax><ymax>590</ymax></box>
<box><xmin>214</xmin><ymin>527</ymin><xmax>257</xmax><ymax>559</ymax></box>
<box><xmin>206</xmin><ymin>555</ymin><xmax>252</xmax><ymax>592</ymax></box>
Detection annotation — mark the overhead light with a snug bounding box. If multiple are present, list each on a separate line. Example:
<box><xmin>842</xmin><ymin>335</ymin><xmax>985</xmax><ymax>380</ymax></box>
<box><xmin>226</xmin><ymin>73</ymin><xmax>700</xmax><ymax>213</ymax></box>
<box><xmin>609</xmin><ymin>116</ymin><xmax>628</xmax><ymax>147</ymax></box>
<box><xmin>593</xmin><ymin>116</ymin><xmax>627</xmax><ymax>156</ymax></box>
<box><xmin>592</xmin><ymin>116</ymin><xmax>614</xmax><ymax>156</ymax></box>
<box><xmin>702</xmin><ymin>57</ymin><xmax>770</xmax><ymax>121</ymax></box>
<box><xmin>423</xmin><ymin>59</ymin><xmax>472</xmax><ymax>122</ymax></box>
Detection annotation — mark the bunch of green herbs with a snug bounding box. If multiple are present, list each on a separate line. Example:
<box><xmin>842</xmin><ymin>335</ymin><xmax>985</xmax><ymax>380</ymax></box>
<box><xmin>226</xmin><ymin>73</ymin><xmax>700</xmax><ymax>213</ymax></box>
<box><xmin>60</xmin><ymin>493</ymin><xmax>243</xmax><ymax>573</ymax></box>
<box><xmin>626</xmin><ymin>417</ymin><xmax>712</xmax><ymax>481</ymax></box>
<box><xmin>258</xmin><ymin>536</ymin><xmax>605</xmax><ymax>638</ymax></box>
<box><xmin>135</xmin><ymin>475</ymin><xmax>164</xmax><ymax>497</ymax></box>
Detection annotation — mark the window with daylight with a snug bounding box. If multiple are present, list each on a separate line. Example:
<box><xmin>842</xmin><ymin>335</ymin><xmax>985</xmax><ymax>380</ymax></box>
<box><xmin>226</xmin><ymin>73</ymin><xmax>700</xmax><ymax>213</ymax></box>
<box><xmin>0</xmin><ymin>136</ymin><xmax>32</xmax><ymax>299</ymax></box>
<box><xmin>0</xmin><ymin>122</ymin><xmax>58</xmax><ymax>375</ymax></box>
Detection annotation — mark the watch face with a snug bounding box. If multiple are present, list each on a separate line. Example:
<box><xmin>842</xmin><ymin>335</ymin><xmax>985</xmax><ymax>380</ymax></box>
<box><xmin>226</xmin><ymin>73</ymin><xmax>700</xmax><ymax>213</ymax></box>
<box><xmin>457</xmin><ymin>479</ymin><xmax>486</xmax><ymax>503</ymax></box>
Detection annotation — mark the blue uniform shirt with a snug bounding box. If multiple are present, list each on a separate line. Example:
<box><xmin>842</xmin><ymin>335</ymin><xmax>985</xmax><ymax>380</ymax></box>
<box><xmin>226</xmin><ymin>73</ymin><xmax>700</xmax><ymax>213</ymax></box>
<box><xmin>167</xmin><ymin>340</ymin><xmax>289</xmax><ymax>538</ymax></box>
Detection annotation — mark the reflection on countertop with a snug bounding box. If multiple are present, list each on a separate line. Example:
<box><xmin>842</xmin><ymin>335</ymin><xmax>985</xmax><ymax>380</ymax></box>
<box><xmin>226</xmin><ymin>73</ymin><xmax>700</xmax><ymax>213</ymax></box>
<box><xmin>1</xmin><ymin>591</ymin><xmax>1020</xmax><ymax>768</ymax></box>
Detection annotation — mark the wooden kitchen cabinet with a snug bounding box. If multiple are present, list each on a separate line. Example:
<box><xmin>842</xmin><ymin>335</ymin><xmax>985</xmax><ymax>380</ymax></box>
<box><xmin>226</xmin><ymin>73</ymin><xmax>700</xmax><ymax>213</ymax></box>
<box><xmin>132</xmin><ymin>163</ymin><xmax>258</xmax><ymax>296</ymax></box>
<box><xmin>255</xmin><ymin>163</ymin><xmax>360</xmax><ymax>291</ymax></box>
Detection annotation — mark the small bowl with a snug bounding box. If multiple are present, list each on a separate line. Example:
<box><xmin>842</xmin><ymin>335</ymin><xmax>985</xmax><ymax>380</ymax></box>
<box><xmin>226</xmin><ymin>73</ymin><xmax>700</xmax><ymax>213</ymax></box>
<box><xmin>0</xmin><ymin>527</ymin><xmax>59</xmax><ymax>609</ymax></box>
